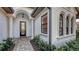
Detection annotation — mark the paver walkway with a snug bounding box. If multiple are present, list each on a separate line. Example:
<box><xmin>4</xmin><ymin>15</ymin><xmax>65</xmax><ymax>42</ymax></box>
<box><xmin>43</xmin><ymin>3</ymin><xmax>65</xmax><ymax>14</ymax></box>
<box><xmin>13</xmin><ymin>37</ymin><xmax>34</xmax><ymax>51</ymax></box>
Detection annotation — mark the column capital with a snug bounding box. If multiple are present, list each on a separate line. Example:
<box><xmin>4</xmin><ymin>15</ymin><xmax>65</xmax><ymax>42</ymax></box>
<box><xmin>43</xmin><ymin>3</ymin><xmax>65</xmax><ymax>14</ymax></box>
<box><xmin>30</xmin><ymin>16</ymin><xmax>35</xmax><ymax>21</ymax></box>
<box><xmin>7</xmin><ymin>14</ymin><xmax>14</xmax><ymax>18</ymax></box>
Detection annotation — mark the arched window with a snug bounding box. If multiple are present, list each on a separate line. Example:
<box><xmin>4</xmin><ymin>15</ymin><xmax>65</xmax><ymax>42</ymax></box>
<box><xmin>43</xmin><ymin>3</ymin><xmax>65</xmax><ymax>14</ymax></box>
<box><xmin>59</xmin><ymin>13</ymin><xmax>63</xmax><ymax>36</ymax></box>
<box><xmin>66</xmin><ymin>15</ymin><xmax>69</xmax><ymax>35</ymax></box>
<box><xmin>71</xmin><ymin>17</ymin><xmax>74</xmax><ymax>34</ymax></box>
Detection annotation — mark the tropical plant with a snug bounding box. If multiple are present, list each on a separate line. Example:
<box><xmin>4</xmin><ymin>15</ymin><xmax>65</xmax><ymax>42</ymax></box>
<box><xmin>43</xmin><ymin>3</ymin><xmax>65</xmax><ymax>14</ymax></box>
<box><xmin>32</xmin><ymin>30</ymin><xmax>79</xmax><ymax>51</ymax></box>
<box><xmin>0</xmin><ymin>38</ymin><xmax>14</xmax><ymax>51</ymax></box>
<box><xmin>33</xmin><ymin>35</ymin><xmax>56</xmax><ymax>51</ymax></box>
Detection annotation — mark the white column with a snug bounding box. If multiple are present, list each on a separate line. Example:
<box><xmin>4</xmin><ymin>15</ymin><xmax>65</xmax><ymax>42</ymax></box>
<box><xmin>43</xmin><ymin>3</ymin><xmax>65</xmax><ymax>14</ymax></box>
<box><xmin>9</xmin><ymin>15</ymin><xmax>13</xmax><ymax>38</ymax></box>
<box><xmin>31</xmin><ymin>19</ymin><xmax>35</xmax><ymax>39</ymax></box>
<box><xmin>63</xmin><ymin>15</ymin><xmax>66</xmax><ymax>36</ymax></box>
<box><xmin>73</xmin><ymin>16</ymin><xmax>76</xmax><ymax>35</ymax></box>
<box><xmin>31</xmin><ymin>20</ymin><xmax>34</xmax><ymax>39</ymax></box>
<box><xmin>69</xmin><ymin>17</ymin><xmax>71</xmax><ymax>34</ymax></box>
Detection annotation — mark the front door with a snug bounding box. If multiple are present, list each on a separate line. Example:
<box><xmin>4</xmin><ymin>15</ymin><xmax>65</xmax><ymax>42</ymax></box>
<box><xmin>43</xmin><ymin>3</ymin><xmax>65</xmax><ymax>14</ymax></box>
<box><xmin>20</xmin><ymin>21</ymin><xmax>26</xmax><ymax>36</ymax></box>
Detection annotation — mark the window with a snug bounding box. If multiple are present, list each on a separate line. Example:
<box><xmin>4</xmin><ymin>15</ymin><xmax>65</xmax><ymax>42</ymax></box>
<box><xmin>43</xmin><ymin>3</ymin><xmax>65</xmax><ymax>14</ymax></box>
<box><xmin>59</xmin><ymin>14</ymin><xmax>63</xmax><ymax>36</ymax></box>
<box><xmin>66</xmin><ymin>16</ymin><xmax>69</xmax><ymax>35</ymax></box>
<box><xmin>41</xmin><ymin>13</ymin><xmax>48</xmax><ymax>34</ymax></box>
<box><xmin>71</xmin><ymin>17</ymin><xmax>74</xmax><ymax>34</ymax></box>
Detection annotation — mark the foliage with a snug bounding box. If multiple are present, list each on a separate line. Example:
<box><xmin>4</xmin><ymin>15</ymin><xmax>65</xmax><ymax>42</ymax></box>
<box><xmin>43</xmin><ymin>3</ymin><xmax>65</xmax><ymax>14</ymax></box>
<box><xmin>0</xmin><ymin>38</ymin><xmax>14</xmax><ymax>51</ymax></box>
<box><xmin>53</xmin><ymin>30</ymin><xmax>79</xmax><ymax>51</ymax></box>
<box><xmin>33</xmin><ymin>30</ymin><xmax>79</xmax><ymax>51</ymax></box>
<box><xmin>33</xmin><ymin>35</ymin><xmax>56</xmax><ymax>51</ymax></box>
<box><xmin>56</xmin><ymin>38</ymin><xmax>79</xmax><ymax>51</ymax></box>
<box><xmin>76</xmin><ymin>30</ymin><xmax>79</xmax><ymax>38</ymax></box>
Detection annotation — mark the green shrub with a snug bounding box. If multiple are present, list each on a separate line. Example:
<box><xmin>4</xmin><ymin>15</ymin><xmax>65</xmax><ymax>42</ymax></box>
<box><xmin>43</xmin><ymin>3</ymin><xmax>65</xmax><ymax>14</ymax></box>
<box><xmin>33</xmin><ymin>30</ymin><xmax>79</xmax><ymax>51</ymax></box>
<box><xmin>0</xmin><ymin>38</ymin><xmax>14</xmax><ymax>51</ymax></box>
<box><xmin>56</xmin><ymin>40</ymin><xmax>79</xmax><ymax>51</ymax></box>
<box><xmin>33</xmin><ymin>35</ymin><xmax>56</xmax><ymax>51</ymax></box>
<box><xmin>76</xmin><ymin>30</ymin><xmax>79</xmax><ymax>38</ymax></box>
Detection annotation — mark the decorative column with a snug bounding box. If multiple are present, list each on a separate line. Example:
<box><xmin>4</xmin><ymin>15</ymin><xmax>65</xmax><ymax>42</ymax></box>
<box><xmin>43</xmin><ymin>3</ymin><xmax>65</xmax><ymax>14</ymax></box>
<box><xmin>73</xmin><ymin>16</ymin><xmax>76</xmax><ymax>35</ymax></box>
<box><xmin>31</xmin><ymin>19</ymin><xmax>35</xmax><ymax>39</ymax></box>
<box><xmin>69</xmin><ymin>17</ymin><xmax>71</xmax><ymax>34</ymax></box>
<box><xmin>63</xmin><ymin>15</ymin><xmax>66</xmax><ymax>36</ymax></box>
<box><xmin>9</xmin><ymin>14</ymin><xmax>13</xmax><ymax>38</ymax></box>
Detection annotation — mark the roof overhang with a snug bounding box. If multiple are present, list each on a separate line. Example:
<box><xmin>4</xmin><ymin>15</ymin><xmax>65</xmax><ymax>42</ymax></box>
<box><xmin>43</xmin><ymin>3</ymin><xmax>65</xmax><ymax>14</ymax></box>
<box><xmin>2</xmin><ymin>7</ymin><xmax>14</xmax><ymax>14</ymax></box>
<box><xmin>75</xmin><ymin>7</ymin><xmax>79</xmax><ymax>19</ymax></box>
<box><xmin>31</xmin><ymin>7</ymin><xmax>45</xmax><ymax>18</ymax></box>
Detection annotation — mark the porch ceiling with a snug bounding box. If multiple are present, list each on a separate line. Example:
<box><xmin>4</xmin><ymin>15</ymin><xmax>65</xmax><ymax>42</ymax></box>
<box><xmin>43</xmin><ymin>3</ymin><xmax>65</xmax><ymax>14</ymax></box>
<box><xmin>31</xmin><ymin>7</ymin><xmax>45</xmax><ymax>18</ymax></box>
<box><xmin>31</xmin><ymin>7</ymin><xmax>79</xmax><ymax>19</ymax></box>
<box><xmin>2</xmin><ymin>7</ymin><xmax>14</xmax><ymax>14</ymax></box>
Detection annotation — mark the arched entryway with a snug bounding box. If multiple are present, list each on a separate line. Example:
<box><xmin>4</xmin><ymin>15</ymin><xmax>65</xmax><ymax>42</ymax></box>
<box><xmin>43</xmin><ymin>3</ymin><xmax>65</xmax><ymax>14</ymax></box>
<box><xmin>13</xmin><ymin>10</ymin><xmax>32</xmax><ymax>38</ymax></box>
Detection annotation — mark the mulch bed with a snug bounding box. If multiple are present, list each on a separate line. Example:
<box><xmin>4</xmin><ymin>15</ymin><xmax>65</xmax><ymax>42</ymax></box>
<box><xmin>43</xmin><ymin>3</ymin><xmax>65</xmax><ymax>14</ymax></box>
<box><xmin>30</xmin><ymin>40</ymin><xmax>41</xmax><ymax>51</ymax></box>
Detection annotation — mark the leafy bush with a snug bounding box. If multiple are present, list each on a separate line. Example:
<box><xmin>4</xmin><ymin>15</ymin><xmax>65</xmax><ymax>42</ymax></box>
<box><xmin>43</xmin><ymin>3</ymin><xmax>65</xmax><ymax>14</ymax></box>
<box><xmin>33</xmin><ymin>35</ymin><xmax>56</xmax><ymax>51</ymax></box>
<box><xmin>76</xmin><ymin>30</ymin><xmax>79</xmax><ymax>38</ymax></box>
<box><xmin>53</xmin><ymin>30</ymin><xmax>79</xmax><ymax>51</ymax></box>
<box><xmin>0</xmin><ymin>38</ymin><xmax>14</xmax><ymax>51</ymax></box>
<box><xmin>33</xmin><ymin>30</ymin><xmax>79</xmax><ymax>51</ymax></box>
<box><xmin>56</xmin><ymin>39</ymin><xmax>79</xmax><ymax>51</ymax></box>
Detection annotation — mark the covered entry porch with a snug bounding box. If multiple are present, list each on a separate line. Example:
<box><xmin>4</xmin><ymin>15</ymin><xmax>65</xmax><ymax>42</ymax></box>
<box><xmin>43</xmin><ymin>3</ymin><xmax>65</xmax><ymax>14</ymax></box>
<box><xmin>12</xmin><ymin>8</ymin><xmax>33</xmax><ymax>39</ymax></box>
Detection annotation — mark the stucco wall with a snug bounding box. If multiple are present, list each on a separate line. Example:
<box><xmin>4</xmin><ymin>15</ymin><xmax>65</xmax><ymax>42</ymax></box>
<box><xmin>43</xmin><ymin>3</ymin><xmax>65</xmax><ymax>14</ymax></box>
<box><xmin>34</xmin><ymin>8</ymin><xmax>49</xmax><ymax>44</ymax></box>
<box><xmin>13</xmin><ymin>13</ymin><xmax>32</xmax><ymax>38</ymax></box>
<box><xmin>51</xmin><ymin>7</ymin><xmax>76</xmax><ymax>47</ymax></box>
<box><xmin>34</xmin><ymin>7</ymin><xmax>76</xmax><ymax>47</ymax></box>
<box><xmin>0</xmin><ymin>9</ymin><xmax>9</xmax><ymax>42</ymax></box>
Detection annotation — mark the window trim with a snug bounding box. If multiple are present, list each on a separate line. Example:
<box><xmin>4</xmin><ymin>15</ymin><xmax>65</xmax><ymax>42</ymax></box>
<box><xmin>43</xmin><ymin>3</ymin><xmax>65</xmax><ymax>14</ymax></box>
<box><xmin>41</xmin><ymin>13</ymin><xmax>48</xmax><ymax>34</ymax></box>
<box><xmin>71</xmin><ymin>17</ymin><xmax>74</xmax><ymax>34</ymax></box>
<box><xmin>66</xmin><ymin>15</ymin><xmax>70</xmax><ymax>35</ymax></box>
<box><xmin>59</xmin><ymin>13</ymin><xmax>64</xmax><ymax>36</ymax></box>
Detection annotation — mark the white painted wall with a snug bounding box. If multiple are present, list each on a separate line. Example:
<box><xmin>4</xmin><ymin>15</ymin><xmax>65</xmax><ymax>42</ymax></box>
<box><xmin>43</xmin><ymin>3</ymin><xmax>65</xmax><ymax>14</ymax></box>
<box><xmin>34</xmin><ymin>8</ymin><xmax>49</xmax><ymax>44</ymax></box>
<box><xmin>51</xmin><ymin>7</ymin><xmax>76</xmax><ymax>47</ymax></box>
<box><xmin>0</xmin><ymin>9</ymin><xmax>9</xmax><ymax>42</ymax></box>
<box><xmin>0</xmin><ymin>7</ymin><xmax>76</xmax><ymax>47</ymax></box>
<box><xmin>34</xmin><ymin>7</ymin><xmax>76</xmax><ymax>47</ymax></box>
<box><xmin>13</xmin><ymin>13</ymin><xmax>32</xmax><ymax>38</ymax></box>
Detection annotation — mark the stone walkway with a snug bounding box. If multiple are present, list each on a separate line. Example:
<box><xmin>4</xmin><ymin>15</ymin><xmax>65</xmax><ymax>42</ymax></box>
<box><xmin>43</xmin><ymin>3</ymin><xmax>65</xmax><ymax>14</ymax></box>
<box><xmin>13</xmin><ymin>37</ymin><xmax>34</xmax><ymax>51</ymax></box>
